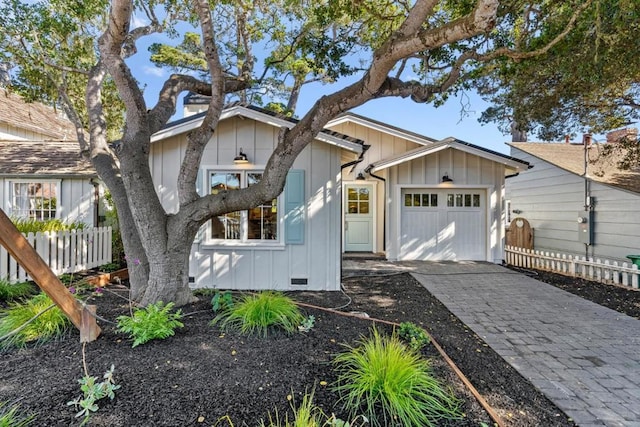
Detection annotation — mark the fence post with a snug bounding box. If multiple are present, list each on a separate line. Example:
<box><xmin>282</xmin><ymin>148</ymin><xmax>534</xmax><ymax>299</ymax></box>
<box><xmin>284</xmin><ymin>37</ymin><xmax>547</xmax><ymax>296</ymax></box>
<box><xmin>633</xmin><ymin>265</ymin><xmax>639</xmax><ymax>289</ymax></box>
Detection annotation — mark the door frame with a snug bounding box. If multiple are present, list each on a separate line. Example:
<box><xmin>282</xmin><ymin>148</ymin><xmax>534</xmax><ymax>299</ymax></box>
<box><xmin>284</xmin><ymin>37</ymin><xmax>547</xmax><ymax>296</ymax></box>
<box><xmin>394</xmin><ymin>184</ymin><xmax>492</xmax><ymax>261</ymax></box>
<box><xmin>342</xmin><ymin>180</ymin><xmax>377</xmax><ymax>253</ymax></box>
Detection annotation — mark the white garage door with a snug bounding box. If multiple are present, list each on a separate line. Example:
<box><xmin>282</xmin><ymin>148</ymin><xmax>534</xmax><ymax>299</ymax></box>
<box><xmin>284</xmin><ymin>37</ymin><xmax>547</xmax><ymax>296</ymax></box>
<box><xmin>400</xmin><ymin>189</ymin><xmax>486</xmax><ymax>260</ymax></box>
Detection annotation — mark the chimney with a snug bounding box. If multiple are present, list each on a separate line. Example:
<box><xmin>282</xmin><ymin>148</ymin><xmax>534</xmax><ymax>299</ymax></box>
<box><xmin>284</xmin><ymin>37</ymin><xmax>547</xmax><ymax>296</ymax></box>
<box><xmin>564</xmin><ymin>135</ymin><xmax>570</xmax><ymax>144</ymax></box>
<box><xmin>606</xmin><ymin>128</ymin><xmax>638</xmax><ymax>144</ymax></box>
<box><xmin>582</xmin><ymin>133</ymin><xmax>592</xmax><ymax>146</ymax></box>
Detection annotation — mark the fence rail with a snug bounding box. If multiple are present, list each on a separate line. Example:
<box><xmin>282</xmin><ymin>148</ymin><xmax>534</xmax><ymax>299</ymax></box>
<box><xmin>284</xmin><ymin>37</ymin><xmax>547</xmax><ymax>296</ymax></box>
<box><xmin>505</xmin><ymin>245</ymin><xmax>639</xmax><ymax>289</ymax></box>
<box><xmin>0</xmin><ymin>227</ymin><xmax>112</xmax><ymax>283</ymax></box>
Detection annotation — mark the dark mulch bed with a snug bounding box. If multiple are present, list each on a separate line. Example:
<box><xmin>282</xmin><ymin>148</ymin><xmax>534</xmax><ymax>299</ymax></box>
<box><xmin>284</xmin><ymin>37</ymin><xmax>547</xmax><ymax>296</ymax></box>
<box><xmin>1</xmin><ymin>267</ymin><xmax>638</xmax><ymax>426</ymax></box>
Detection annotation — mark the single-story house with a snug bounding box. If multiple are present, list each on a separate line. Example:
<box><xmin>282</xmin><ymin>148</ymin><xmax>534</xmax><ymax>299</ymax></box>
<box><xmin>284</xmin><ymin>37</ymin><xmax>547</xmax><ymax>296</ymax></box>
<box><xmin>0</xmin><ymin>89</ymin><xmax>101</xmax><ymax>226</ymax></box>
<box><xmin>506</xmin><ymin>129</ymin><xmax>640</xmax><ymax>263</ymax></box>
<box><xmin>150</xmin><ymin>103</ymin><xmax>530</xmax><ymax>290</ymax></box>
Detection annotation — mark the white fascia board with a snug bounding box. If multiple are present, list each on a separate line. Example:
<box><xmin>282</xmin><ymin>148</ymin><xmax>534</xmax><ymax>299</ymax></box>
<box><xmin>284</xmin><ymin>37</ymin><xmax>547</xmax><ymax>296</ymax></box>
<box><xmin>448</xmin><ymin>140</ymin><xmax>528</xmax><ymax>172</ymax></box>
<box><xmin>327</xmin><ymin>114</ymin><xmax>434</xmax><ymax>146</ymax></box>
<box><xmin>369</xmin><ymin>141</ymin><xmax>450</xmax><ymax>172</ymax></box>
<box><xmin>152</xmin><ymin>105</ymin><xmax>362</xmax><ymax>153</ymax></box>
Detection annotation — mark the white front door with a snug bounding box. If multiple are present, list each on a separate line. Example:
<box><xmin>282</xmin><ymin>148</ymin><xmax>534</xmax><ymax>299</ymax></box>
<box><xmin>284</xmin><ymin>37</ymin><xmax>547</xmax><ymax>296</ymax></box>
<box><xmin>345</xmin><ymin>184</ymin><xmax>374</xmax><ymax>252</ymax></box>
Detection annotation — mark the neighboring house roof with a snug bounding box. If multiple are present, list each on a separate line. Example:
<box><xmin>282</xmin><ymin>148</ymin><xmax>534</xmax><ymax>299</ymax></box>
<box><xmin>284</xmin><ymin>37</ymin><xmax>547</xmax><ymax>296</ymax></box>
<box><xmin>0</xmin><ymin>140</ymin><xmax>96</xmax><ymax>178</ymax></box>
<box><xmin>370</xmin><ymin>137</ymin><xmax>530</xmax><ymax>174</ymax></box>
<box><xmin>0</xmin><ymin>89</ymin><xmax>76</xmax><ymax>140</ymax></box>
<box><xmin>509</xmin><ymin>142</ymin><xmax>640</xmax><ymax>194</ymax></box>
<box><xmin>327</xmin><ymin>112</ymin><xmax>438</xmax><ymax>146</ymax></box>
<box><xmin>153</xmin><ymin>103</ymin><xmax>366</xmax><ymax>153</ymax></box>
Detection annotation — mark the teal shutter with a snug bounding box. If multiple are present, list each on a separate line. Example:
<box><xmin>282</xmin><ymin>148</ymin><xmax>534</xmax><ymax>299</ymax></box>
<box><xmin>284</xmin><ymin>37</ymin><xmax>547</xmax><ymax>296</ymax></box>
<box><xmin>284</xmin><ymin>170</ymin><xmax>305</xmax><ymax>244</ymax></box>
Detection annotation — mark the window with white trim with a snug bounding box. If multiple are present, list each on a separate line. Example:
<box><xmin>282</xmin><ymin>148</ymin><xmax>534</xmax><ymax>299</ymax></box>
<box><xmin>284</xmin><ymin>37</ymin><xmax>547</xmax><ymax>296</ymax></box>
<box><xmin>10</xmin><ymin>180</ymin><xmax>58</xmax><ymax>220</ymax></box>
<box><xmin>209</xmin><ymin>171</ymin><xmax>278</xmax><ymax>242</ymax></box>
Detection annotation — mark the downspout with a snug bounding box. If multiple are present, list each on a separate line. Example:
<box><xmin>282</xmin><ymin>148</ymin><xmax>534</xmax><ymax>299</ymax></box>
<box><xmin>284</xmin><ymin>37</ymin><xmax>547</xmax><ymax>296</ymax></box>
<box><xmin>583</xmin><ymin>134</ymin><xmax>592</xmax><ymax>259</ymax></box>
<box><xmin>364</xmin><ymin>164</ymin><xmax>386</xmax><ymax>252</ymax></box>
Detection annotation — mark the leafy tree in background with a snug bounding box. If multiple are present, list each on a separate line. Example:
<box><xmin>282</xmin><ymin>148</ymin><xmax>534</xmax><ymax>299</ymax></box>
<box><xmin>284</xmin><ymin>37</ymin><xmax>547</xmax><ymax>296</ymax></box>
<box><xmin>476</xmin><ymin>0</ymin><xmax>640</xmax><ymax>142</ymax></box>
<box><xmin>0</xmin><ymin>0</ymin><xmax>596</xmax><ymax>306</ymax></box>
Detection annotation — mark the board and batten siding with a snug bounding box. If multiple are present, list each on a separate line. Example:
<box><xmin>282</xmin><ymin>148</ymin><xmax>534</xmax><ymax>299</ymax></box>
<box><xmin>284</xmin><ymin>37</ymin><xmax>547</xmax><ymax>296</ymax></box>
<box><xmin>0</xmin><ymin>177</ymin><xmax>97</xmax><ymax>226</ymax></box>
<box><xmin>150</xmin><ymin>116</ymin><xmax>343</xmax><ymax>291</ymax></box>
<box><xmin>328</xmin><ymin>120</ymin><xmax>423</xmax><ymax>253</ymax></box>
<box><xmin>386</xmin><ymin>147</ymin><xmax>505</xmax><ymax>262</ymax></box>
<box><xmin>506</xmin><ymin>147</ymin><xmax>640</xmax><ymax>262</ymax></box>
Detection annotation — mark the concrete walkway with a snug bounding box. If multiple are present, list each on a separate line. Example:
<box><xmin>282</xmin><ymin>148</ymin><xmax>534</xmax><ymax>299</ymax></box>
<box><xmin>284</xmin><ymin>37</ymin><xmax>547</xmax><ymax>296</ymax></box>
<box><xmin>343</xmin><ymin>259</ymin><xmax>640</xmax><ymax>427</ymax></box>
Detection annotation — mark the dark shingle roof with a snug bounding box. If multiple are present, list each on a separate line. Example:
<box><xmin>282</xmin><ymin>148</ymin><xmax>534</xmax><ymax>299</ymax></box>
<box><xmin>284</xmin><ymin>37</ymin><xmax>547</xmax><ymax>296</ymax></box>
<box><xmin>0</xmin><ymin>89</ymin><xmax>76</xmax><ymax>140</ymax></box>
<box><xmin>0</xmin><ymin>140</ymin><xmax>96</xmax><ymax>177</ymax></box>
<box><xmin>509</xmin><ymin>142</ymin><xmax>640</xmax><ymax>194</ymax></box>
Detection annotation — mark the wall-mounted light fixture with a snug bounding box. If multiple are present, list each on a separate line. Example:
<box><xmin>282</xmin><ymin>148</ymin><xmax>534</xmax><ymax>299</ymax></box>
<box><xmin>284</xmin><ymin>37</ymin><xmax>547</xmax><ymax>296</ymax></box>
<box><xmin>441</xmin><ymin>174</ymin><xmax>453</xmax><ymax>183</ymax></box>
<box><xmin>512</xmin><ymin>209</ymin><xmax>523</xmax><ymax>215</ymax></box>
<box><xmin>233</xmin><ymin>148</ymin><xmax>249</xmax><ymax>164</ymax></box>
<box><xmin>356</xmin><ymin>172</ymin><xmax>366</xmax><ymax>180</ymax></box>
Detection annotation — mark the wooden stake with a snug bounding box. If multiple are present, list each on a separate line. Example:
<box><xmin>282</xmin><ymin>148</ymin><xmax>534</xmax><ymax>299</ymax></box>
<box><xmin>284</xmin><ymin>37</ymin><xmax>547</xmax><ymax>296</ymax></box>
<box><xmin>0</xmin><ymin>208</ymin><xmax>101</xmax><ymax>341</ymax></box>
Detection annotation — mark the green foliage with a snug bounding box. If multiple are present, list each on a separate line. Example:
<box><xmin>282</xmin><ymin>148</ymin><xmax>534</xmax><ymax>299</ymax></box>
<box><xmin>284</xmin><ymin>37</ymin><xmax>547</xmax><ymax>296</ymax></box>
<box><xmin>333</xmin><ymin>328</ymin><xmax>461</xmax><ymax>427</ymax></box>
<box><xmin>0</xmin><ymin>279</ymin><xmax>35</xmax><ymax>302</ymax></box>
<box><xmin>211</xmin><ymin>291</ymin><xmax>304</xmax><ymax>337</ymax></box>
<box><xmin>0</xmin><ymin>293</ymin><xmax>70</xmax><ymax>348</ymax></box>
<box><xmin>398</xmin><ymin>322</ymin><xmax>431</xmax><ymax>351</ymax></box>
<box><xmin>260</xmin><ymin>390</ymin><xmax>368</xmax><ymax>427</ymax></box>
<box><xmin>12</xmin><ymin>217</ymin><xmax>85</xmax><ymax>233</ymax></box>
<box><xmin>67</xmin><ymin>365</ymin><xmax>120</xmax><ymax>426</ymax></box>
<box><xmin>211</xmin><ymin>290</ymin><xmax>234</xmax><ymax>313</ymax></box>
<box><xmin>298</xmin><ymin>315</ymin><xmax>315</xmax><ymax>333</ymax></box>
<box><xmin>0</xmin><ymin>401</ymin><xmax>34</xmax><ymax>427</ymax></box>
<box><xmin>98</xmin><ymin>263</ymin><xmax>121</xmax><ymax>273</ymax></box>
<box><xmin>116</xmin><ymin>301</ymin><xmax>183</xmax><ymax>347</ymax></box>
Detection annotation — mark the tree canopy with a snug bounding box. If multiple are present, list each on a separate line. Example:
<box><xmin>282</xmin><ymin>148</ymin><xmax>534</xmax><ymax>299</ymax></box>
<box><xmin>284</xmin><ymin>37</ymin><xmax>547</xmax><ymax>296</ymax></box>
<box><xmin>476</xmin><ymin>0</ymin><xmax>640</xmax><ymax>141</ymax></box>
<box><xmin>0</xmin><ymin>0</ymin><xmax>599</xmax><ymax>305</ymax></box>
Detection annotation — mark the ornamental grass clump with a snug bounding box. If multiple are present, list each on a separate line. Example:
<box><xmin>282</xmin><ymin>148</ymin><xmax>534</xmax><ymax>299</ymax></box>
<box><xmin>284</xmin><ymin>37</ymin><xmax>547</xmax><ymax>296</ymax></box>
<box><xmin>116</xmin><ymin>301</ymin><xmax>183</xmax><ymax>347</ymax></box>
<box><xmin>0</xmin><ymin>279</ymin><xmax>35</xmax><ymax>302</ymax></box>
<box><xmin>212</xmin><ymin>291</ymin><xmax>304</xmax><ymax>337</ymax></box>
<box><xmin>0</xmin><ymin>401</ymin><xmax>34</xmax><ymax>427</ymax></box>
<box><xmin>333</xmin><ymin>328</ymin><xmax>462</xmax><ymax>427</ymax></box>
<box><xmin>0</xmin><ymin>293</ymin><xmax>70</xmax><ymax>348</ymax></box>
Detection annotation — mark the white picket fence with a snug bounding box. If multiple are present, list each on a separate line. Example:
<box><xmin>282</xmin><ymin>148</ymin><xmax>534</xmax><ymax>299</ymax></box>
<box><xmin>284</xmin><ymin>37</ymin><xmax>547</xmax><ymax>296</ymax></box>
<box><xmin>0</xmin><ymin>227</ymin><xmax>112</xmax><ymax>283</ymax></box>
<box><xmin>505</xmin><ymin>245</ymin><xmax>640</xmax><ymax>289</ymax></box>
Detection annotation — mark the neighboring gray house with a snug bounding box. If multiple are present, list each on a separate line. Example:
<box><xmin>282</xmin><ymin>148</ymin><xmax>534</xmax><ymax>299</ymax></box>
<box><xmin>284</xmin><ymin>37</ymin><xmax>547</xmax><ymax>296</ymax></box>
<box><xmin>0</xmin><ymin>89</ymin><xmax>101</xmax><ymax>226</ymax></box>
<box><xmin>506</xmin><ymin>130</ymin><xmax>640</xmax><ymax>263</ymax></box>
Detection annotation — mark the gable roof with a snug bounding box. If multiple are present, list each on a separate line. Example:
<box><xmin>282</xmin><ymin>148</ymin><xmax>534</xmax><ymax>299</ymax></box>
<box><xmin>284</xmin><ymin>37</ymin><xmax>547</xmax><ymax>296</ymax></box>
<box><xmin>370</xmin><ymin>137</ymin><xmax>530</xmax><ymax>174</ymax></box>
<box><xmin>327</xmin><ymin>112</ymin><xmax>438</xmax><ymax>145</ymax></box>
<box><xmin>509</xmin><ymin>142</ymin><xmax>640</xmax><ymax>194</ymax></box>
<box><xmin>152</xmin><ymin>103</ymin><xmax>366</xmax><ymax>153</ymax></box>
<box><xmin>0</xmin><ymin>89</ymin><xmax>76</xmax><ymax>140</ymax></box>
<box><xmin>0</xmin><ymin>140</ymin><xmax>96</xmax><ymax>178</ymax></box>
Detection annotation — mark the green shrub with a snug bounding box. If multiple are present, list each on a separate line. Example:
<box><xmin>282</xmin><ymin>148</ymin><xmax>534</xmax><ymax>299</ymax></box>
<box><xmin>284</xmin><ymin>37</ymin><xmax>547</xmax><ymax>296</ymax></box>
<box><xmin>333</xmin><ymin>328</ymin><xmax>461</xmax><ymax>427</ymax></box>
<box><xmin>0</xmin><ymin>293</ymin><xmax>70</xmax><ymax>348</ymax></box>
<box><xmin>12</xmin><ymin>217</ymin><xmax>84</xmax><ymax>233</ymax></box>
<box><xmin>260</xmin><ymin>391</ymin><xmax>326</xmax><ymax>427</ymax></box>
<box><xmin>0</xmin><ymin>401</ymin><xmax>34</xmax><ymax>427</ymax></box>
<box><xmin>67</xmin><ymin>365</ymin><xmax>120</xmax><ymax>426</ymax></box>
<box><xmin>398</xmin><ymin>321</ymin><xmax>431</xmax><ymax>351</ymax></box>
<box><xmin>211</xmin><ymin>291</ymin><xmax>304</xmax><ymax>337</ymax></box>
<box><xmin>116</xmin><ymin>301</ymin><xmax>183</xmax><ymax>347</ymax></box>
<box><xmin>0</xmin><ymin>279</ymin><xmax>35</xmax><ymax>302</ymax></box>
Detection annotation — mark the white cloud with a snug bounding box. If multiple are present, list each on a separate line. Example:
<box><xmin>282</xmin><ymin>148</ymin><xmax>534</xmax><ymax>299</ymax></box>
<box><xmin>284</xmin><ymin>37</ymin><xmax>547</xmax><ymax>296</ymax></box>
<box><xmin>142</xmin><ymin>66</ymin><xmax>166</xmax><ymax>78</ymax></box>
<box><xmin>131</xmin><ymin>14</ymin><xmax>149</xmax><ymax>29</ymax></box>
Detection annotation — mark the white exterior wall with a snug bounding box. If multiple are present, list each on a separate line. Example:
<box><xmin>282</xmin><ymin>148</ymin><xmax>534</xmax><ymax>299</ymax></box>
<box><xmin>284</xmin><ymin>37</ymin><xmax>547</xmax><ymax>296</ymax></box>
<box><xmin>150</xmin><ymin>116</ymin><xmax>343</xmax><ymax>291</ymax></box>
<box><xmin>0</xmin><ymin>177</ymin><xmax>96</xmax><ymax>226</ymax></box>
<box><xmin>329</xmin><ymin>121</ymin><xmax>422</xmax><ymax>253</ymax></box>
<box><xmin>0</xmin><ymin>123</ymin><xmax>55</xmax><ymax>141</ymax></box>
<box><xmin>507</xmin><ymin>148</ymin><xmax>640</xmax><ymax>262</ymax></box>
<box><xmin>386</xmin><ymin>148</ymin><xmax>506</xmax><ymax>262</ymax></box>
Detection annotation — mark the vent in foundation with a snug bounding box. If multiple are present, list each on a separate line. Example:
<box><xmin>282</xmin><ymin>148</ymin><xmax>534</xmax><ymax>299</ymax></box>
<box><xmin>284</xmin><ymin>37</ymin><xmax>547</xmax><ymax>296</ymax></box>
<box><xmin>290</xmin><ymin>278</ymin><xmax>308</xmax><ymax>286</ymax></box>
<box><xmin>188</xmin><ymin>276</ymin><xmax>195</xmax><ymax>283</ymax></box>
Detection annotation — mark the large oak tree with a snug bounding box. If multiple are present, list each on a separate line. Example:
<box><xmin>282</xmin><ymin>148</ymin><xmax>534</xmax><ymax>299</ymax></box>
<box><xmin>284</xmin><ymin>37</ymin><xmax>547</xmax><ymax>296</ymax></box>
<box><xmin>0</xmin><ymin>0</ymin><xmax>594</xmax><ymax>306</ymax></box>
